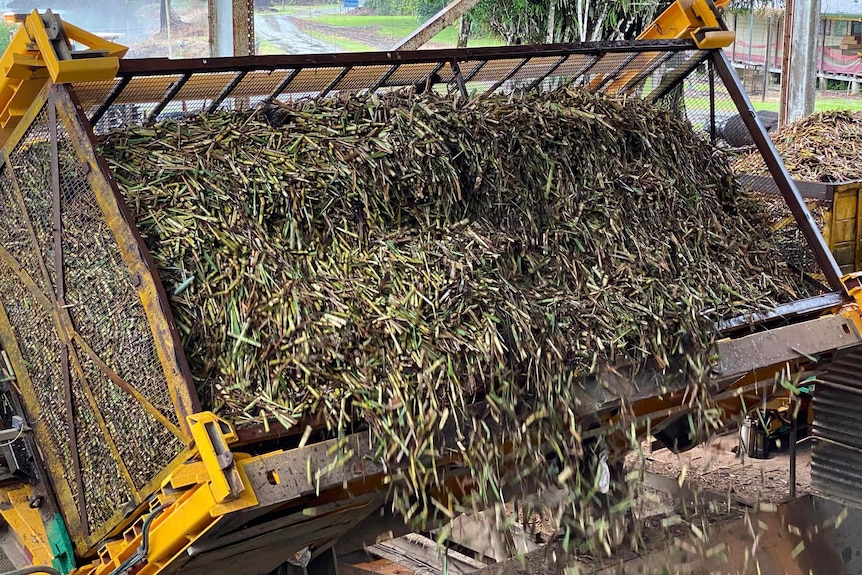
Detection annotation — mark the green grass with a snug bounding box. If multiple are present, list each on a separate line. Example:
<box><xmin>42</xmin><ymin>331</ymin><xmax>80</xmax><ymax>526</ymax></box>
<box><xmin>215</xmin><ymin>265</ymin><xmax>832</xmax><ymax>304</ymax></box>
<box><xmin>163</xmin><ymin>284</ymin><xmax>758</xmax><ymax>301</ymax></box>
<box><xmin>816</xmin><ymin>97</ymin><xmax>862</xmax><ymax>112</ymax></box>
<box><xmin>258</xmin><ymin>39</ymin><xmax>283</xmax><ymax>55</ymax></box>
<box><xmin>308</xmin><ymin>14</ymin><xmax>429</xmax><ymax>38</ymax></box>
<box><xmin>307</xmin><ymin>13</ymin><xmax>503</xmax><ymax>47</ymax></box>
<box><xmin>681</xmin><ymin>95</ymin><xmax>862</xmax><ymax>114</ymax></box>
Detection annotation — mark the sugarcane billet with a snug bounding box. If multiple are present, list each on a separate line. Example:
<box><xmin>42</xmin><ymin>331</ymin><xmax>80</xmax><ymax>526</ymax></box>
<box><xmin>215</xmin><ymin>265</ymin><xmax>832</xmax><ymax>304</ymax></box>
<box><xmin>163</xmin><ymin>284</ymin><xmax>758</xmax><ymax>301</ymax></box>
<box><xmin>98</xmin><ymin>87</ymin><xmax>809</xmax><ymax>530</ymax></box>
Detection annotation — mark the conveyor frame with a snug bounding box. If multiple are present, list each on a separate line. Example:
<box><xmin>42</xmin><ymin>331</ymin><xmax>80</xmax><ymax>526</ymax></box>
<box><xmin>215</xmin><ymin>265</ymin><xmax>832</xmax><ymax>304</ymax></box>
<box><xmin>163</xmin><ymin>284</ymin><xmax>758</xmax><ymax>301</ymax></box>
<box><xmin>0</xmin><ymin>8</ymin><xmax>860</xmax><ymax>573</ymax></box>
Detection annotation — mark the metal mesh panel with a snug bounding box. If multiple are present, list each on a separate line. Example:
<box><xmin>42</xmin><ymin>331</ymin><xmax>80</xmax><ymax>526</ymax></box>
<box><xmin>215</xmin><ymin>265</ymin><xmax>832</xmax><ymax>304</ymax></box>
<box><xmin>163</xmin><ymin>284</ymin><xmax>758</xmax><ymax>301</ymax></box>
<box><xmin>332</xmin><ymin>65</ymin><xmax>398</xmax><ymax>91</ymax></box>
<box><xmin>57</xmin><ymin>120</ymin><xmax>184</xmax><ymax>491</ymax></box>
<box><xmin>0</xmin><ymin>159</ymin><xmax>50</xmax><ymax>297</ymax></box>
<box><xmin>656</xmin><ymin>58</ymin><xmax>825</xmax><ymax>283</ymax></box>
<box><xmin>68</xmin><ymin>363</ymin><xmax>132</xmax><ymax>531</ymax></box>
<box><xmin>75</xmin><ymin>79</ymin><xmax>119</xmax><ymax>112</ymax></box>
<box><xmin>230</xmin><ymin>69</ymin><xmax>294</xmax><ymax>100</ymax></box>
<box><xmin>274</xmin><ymin>67</ymin><xmax>345</xmax><ymax>100</ymax></box>
<box><xmin>0</xmin><ymin>255</ymin><xmax>74</xmax><ymax>499</ymax></box>
<box><xmin>73</xmin><ymin>40</ymin><xmax>712</xmax><ymax>131</ymax></box>
<box><xmin>10</xmin><ymin>108</ymin><xmax>56</xmax><ymax>295</ymax></box>
<box><xmin>0</xmin><ymin>86</ymin><xmax>196</xmax><ymax>555</ymax></box>
<box><xmin>387</xmin><ymin>62</ymin><xmax>450</xmax><ymax>87</ymax></box>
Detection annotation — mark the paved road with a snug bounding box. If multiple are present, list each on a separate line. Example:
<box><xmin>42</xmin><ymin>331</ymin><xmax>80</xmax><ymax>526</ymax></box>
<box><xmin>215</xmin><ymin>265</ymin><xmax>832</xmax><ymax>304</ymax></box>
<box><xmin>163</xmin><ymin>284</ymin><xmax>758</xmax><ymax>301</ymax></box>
<box><xmin>255</xmin><ymin>13</ymin><xmax>338</xmax><ymax>53</ymax></box>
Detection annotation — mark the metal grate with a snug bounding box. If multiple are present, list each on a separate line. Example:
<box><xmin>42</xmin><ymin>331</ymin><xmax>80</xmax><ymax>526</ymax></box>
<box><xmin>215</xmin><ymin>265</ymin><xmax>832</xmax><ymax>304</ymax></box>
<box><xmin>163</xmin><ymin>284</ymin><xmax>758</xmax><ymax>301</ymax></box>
<box><xmin>812</xmin><ymin>346</ymin><xmax>862</xmax><ymax>508</ymax></box>
<box><xmin>0</xmin><ymin>86</ymin><xmax>198</xmax><ymax>556</ymax></box>
<box><xmin>56</xmin><ymin>119</ymin><xmax>185</xmax><ymax>493</ymax></box>
<box><xmin>70</xmin><ymin>40</ymin><xmax>710</xmax><ymax>132</ymax></box>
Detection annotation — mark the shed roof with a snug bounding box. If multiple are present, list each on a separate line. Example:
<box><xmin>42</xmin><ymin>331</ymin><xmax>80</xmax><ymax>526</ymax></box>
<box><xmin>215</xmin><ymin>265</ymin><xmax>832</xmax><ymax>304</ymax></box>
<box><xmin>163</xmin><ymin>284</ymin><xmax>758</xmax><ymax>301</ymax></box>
<box><xmin>729</xmin><ymin>0</ymin><xmax>862</xmax><ymax>19</ymax></box>
<box><xmin>822</xmin><ymin>0</ymin><xmax>862</xmax><ymax>18</ymax></box>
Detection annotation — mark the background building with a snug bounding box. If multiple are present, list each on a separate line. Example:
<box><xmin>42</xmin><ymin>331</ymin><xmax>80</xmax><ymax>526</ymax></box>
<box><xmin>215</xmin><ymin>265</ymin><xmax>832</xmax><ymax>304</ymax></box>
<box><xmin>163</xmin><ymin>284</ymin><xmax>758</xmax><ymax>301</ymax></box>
<box><xmin>728</xmin><ymin>0</ymin><xmax>862</xmax><ymax>89</ymax></box>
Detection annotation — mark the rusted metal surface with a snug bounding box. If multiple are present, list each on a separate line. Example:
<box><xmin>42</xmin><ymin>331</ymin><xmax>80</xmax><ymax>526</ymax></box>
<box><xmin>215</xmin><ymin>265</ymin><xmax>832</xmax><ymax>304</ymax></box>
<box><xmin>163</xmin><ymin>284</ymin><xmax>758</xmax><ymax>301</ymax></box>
<box><xmin>711</xmin><ymin>50</ymin><xmax>843</xmax><ymax>290</ymax></box>
<box><xmin>114</xmin><ymin>39</ymin><xmax>700</xmax><ymax>73</ymax></box>
<box><xmin>736</xmin><ymin>173</ymin><xmax>836</xmax><ymax>201</ymax></box>
<box><xmin>713</xmin><ymin>314</ymin><xmax>861</xmax><ymax>377</ymax></box>
<box><xmin>719</xmin><ymin>292</ymin><xmax>847</xmax><ymax>333</ymax></box>
<box><xmin>812</xmin><ymin>346</ymin><xmax>862</xmax><ymax>508</ymax></box>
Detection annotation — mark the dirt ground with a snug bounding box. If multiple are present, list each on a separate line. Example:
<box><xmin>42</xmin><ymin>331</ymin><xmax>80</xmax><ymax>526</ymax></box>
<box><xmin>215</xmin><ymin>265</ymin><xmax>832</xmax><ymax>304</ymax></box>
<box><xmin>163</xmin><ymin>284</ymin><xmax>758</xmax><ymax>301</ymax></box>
<box><xmin>481</xmin><ymin>430</ymin><xmax>817</xmax><ymax>574</ymax></box>
<box><xmin>288</xmin><ymin>15</ymin><xmax>389</xmax><ymax>49</ymax></box>
<box><xmin>633</xmin><ymin>431</ymin><xmax>811</xmax><ymax>506</ymax></box>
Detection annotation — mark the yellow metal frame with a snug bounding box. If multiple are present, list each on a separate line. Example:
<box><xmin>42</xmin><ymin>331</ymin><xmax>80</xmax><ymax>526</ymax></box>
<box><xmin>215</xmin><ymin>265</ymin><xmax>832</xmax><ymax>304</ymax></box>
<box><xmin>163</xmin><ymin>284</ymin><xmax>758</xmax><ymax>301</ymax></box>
<box><xmin>821</xmin><ymin>183</ymin><xmax>862</xmax><ymax>275</ymax></box>
<box><xmin>0</xmin><ymin>82</ymin><xmax>199</xmax><ymax>557</ymax></box>
<box><xmin>600</xmin><ymin>0</ymin><xmax>735</xmax><ymax>93</ymax></box>
<box><xmin>73</xmin><ymin>413</ymin><xmax>258</xmax><ymax>575</ymax></box>
<box><xmin>770</xmin><ymin>182</ymin><xmax>862</xmax><ymax>277</ymax></box>
<box><xmin>0</xmin><ymin>10</ymin><xmax>127</xmax><ymax>146</ymax></box>
<box><xmin>0</xmin><ymin>485</ymin><xmax>53</xmax><ymax>566</ymax></box>
<box><xmin>0</xmin><ymin>9</ymin><xmax>857</xmax><ymax>575</ymax></box>
<box><xmin>639</xmin><ymin>0</ymin><xmax>734</xmax><ymax>47</ymax></box>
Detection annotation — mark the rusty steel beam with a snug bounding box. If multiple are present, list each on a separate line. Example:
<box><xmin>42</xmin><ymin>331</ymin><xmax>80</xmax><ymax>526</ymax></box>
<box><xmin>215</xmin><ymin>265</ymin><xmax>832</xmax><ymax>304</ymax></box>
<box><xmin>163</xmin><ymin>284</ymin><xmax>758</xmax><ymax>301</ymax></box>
<box><xmin>393</xmin><ymin>0</ymin><xmax>483</xmax><ymax>51</ymax></box>
<box><xmin>711</xmin><ymin>49</ymin><xmax>843</xmax><ymax>291</ymax></box>
<box><xmin>117</xmin><ymin>40</ymin><xmax>699</xmax><ymax>76</ymax></box>
<box><xmin>49</xmin><ymin>91</ymin><xmax>89</xmax><ymax>537</ymax></box>
<box><xmin>209</xmin><ymin>0</ymin><xmax>254</xmax><ymax>57</ymax></box>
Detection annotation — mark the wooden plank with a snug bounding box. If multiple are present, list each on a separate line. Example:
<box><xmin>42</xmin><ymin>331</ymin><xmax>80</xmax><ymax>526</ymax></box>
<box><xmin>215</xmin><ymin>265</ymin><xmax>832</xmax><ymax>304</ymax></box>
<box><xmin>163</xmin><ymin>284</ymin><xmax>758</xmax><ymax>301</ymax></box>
<box><xmin>179</xmin><ymin>501</ymin><xmax>377</xmax><ymax>575</ymax></box>
<box><xmin>446</xmin><ymin>513</ymin><xmax>507</xmax><ymax>562</ymax></box>
<box><xmin>340</xmin><ymin>558</ymin><xmax>417</xmax><ymax>575</ymax></box>
<box><xmin>188</xmin><ymin>494</ymin><xmax>380</xmax><ymax>556</ymax></box>
<box><xmin>368</xmin><ymin>534</ymin><xmax>485</xmax><ymax>575</ymax></box>
<box><xmin>714</xmin><ymin>314</ymin><xmax>862</xmax><ymax>378</ymax></box>
<box><xmin>445</xmin><ymin>512</ymin><xmax>540</xmax><ymax>562</ymax></box>
<box><xmin>335</xmin><ymin>507</ymin><xmax>423</xmax><ymax>556</ymax></box>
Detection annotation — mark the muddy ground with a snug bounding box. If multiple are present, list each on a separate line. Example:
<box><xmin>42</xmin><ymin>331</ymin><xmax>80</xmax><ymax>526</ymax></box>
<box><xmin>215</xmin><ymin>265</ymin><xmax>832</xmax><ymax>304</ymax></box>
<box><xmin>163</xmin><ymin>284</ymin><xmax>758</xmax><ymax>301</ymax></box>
<box><xmin>483</xmin><ymin>431</ymin><xmax>826</xmax><ymax>574</ymax></box>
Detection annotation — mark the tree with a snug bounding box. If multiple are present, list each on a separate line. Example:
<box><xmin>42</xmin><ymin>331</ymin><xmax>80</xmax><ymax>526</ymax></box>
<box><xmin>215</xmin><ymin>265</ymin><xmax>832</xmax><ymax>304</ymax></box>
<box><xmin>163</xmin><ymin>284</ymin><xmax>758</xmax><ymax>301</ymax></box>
<box><xmin>159</xmin><ymin>0</ymin><xmax>186</xmax><ymax>33</ymax></box>
<box><xmin>470</xmin><ymin>0</ymin><xmax>672</xmax><ymax>44</ymax></box>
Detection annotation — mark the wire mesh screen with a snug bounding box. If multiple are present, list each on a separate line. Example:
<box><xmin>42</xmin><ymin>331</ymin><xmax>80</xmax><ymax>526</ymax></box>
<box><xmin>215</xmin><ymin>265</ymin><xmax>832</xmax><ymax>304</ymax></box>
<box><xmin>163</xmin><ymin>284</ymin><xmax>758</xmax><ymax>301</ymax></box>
<box><xmin>658</xmin><ymin>59</ymin><xmax>830</xmax><ymax>286</ymax></box>
<box><xmin>67</xmin><ymin>40</ymin><xmax>842</xmax><ymax>279</ymax></box>
<box><xmin>68</xmin><ymin>40</ymin><xmax>712</xmax><ymax>133</ymax></box>
<box><xmin>0</xmin><ymin>86</ymin><xmax>196</xmax><ymax>556</ymax></box>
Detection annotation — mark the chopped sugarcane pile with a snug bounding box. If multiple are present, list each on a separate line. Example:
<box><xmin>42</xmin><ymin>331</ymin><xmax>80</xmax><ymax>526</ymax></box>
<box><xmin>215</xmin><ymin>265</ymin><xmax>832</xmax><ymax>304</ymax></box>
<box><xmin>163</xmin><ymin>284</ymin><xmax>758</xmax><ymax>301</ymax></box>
<box><xmin>735</xmin><ymin>110</ymin><xmax>862</xmax><ymax>182</ymax></box>
<box><xmin>100</xmin><ymin>88</ymin><xmax>809</xmax><ymax>540</ymax></box>
<box><xmin>734</xmin><ymin>110</ymin><xmax>862</xmax><ymax>277</ymax></box>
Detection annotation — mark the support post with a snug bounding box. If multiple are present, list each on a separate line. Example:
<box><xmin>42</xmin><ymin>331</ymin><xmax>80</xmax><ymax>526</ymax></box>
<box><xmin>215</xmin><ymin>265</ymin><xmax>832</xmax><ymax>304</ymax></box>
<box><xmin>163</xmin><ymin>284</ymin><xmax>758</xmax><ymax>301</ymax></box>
<box><xmin>780</xmin><ymin>0</ymin><xmax>793</xmax><ymax>126</ymax></box>
<box><xmin>731</xmin><ymin>12</ymin><xmax>737</xmax><ymax>61</ymax></box>
<box><xmin>790</xmin><ymin>398</ymin><xmax>798</xmax><ymax>498</ymax></box>
<box><xmin>711</xmin><ymin>50</ymin><xmax>844</xmax><ymax>291</ymax></box>
<box><xmin>761</xmin><ymin>16</ymin><xmax>772</xmax><ymax>101</ymax></box>
<box><xmin>209</xmin><ymin>0</ymin><xmax>254</xmax><ymax>57</ymax></box>
<box><xmin>782</xmin><ymin>0</ymin><xmax>820</xmax><ymax>124</ymax></box>
<box><xmin>709</xmin><ymin>58</ymin><xmax>716</xmax><ymax>143</ymax></box>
